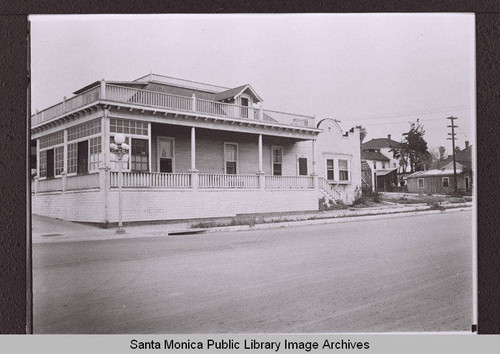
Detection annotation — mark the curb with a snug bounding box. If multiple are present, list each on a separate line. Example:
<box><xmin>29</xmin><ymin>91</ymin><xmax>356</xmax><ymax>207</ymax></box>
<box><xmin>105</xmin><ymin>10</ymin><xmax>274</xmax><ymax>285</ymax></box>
<box><xmin>205</xmin><ymin>205</ymin><xmax>473</xmax><ymax>234</ymax></box>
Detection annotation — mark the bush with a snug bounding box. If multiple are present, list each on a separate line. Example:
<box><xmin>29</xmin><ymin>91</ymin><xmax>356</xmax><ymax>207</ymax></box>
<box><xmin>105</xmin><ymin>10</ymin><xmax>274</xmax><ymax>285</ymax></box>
<box><xmin>428</xmin><ymin>201</ymin><xmax>445</xmax><ymax>211</ymax></box>
<box><xmin>372</xmin><ymin>192</ymin><xmax>381</xmax><ymax>203</ymax></box>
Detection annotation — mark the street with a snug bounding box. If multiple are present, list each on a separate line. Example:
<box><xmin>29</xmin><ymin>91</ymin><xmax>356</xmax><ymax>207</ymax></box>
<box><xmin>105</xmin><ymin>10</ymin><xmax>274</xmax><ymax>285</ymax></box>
<box><xmin>33</xmin><ymin>210</ymin><xmax>473</xmax><ymax>334</ymax></box>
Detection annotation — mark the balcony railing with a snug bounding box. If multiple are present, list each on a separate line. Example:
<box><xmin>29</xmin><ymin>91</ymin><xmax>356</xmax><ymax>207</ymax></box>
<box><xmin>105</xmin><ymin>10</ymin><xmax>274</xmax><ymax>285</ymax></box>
<box><xmin>32</xmin><ymin>83</ymin><xmax>316</xmax><ymax>128</ymax></box>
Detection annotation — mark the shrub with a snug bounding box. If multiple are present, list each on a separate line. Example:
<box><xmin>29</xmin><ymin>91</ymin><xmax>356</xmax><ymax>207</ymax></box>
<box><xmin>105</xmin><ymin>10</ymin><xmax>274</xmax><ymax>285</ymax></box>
<box><xmin>428</xmin><ymin>201</ymin><xmax>446</xmax><ymax>211</ymax></box>
<box><xmin>372</xmin><ymin>192</ymin><xmax>381</xmax><ymax>203</ymax></box>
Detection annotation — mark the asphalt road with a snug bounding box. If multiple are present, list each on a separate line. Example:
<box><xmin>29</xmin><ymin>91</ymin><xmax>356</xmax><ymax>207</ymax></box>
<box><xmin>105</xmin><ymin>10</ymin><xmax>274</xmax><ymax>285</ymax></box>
<box><xmin>33</xmin><ymin>210</ymin><xmax>473</xmax><ymax>334</ymax></box>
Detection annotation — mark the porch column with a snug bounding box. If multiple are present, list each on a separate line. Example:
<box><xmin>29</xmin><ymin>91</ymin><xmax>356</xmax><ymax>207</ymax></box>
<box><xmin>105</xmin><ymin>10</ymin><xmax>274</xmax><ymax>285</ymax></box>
<box><xmin>192</xmin><ymin>94</ymin><xmax>196</xmax><ymax>112</ymax></box>
<box><xmin>62</xmin><ymin>129</ymin><xmax>68</xmax><ymax>192</ymax></box>
<box><xmin>189</xmin><ymin>126</ymin><xmax>199</xmax><ymax>190</ymax></box>
<box><xmin>99</xmin><ymin>166</ymin><xmax>110</xmax><ymax>225</ymax></box>
<box><xmin>100</xmin><ymin>78</ymin><xmax>106</xmax><ymax>99</ymax></box>
<box><xmin>102</xmin><ymin>109</ymin><xmax>111</xmax><ymax>168</ymax></box>
<box><xmin>34</xmin><ymin>138</ymin><xmax>40</xmax><ymax>194</ymax></box>
<box><xmin>257</xmin><ymin>134</ymin><xmax>265</xmax><ymax>190</ymax></box>
<box><xmin>312</xmin><ymin>139</ymin><xmax>318</xmax><ymax>189</ymax></box>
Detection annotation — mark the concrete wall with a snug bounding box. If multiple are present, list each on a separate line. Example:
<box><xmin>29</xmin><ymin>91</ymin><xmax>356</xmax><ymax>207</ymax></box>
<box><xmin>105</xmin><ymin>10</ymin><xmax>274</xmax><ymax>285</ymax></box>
<box><xmin>32</xmin><ymin>187</ymin><xmax>319</xmax><ymax>223</ymax></box>
<box><xmin>32</xmin><ymin>189</ymin><xmax>105</xmax><ymax>223</ymax></box>
<box><xmin>107</xmin><ymin>188</ymin><xmax>318</xmax><ymax>222</ymax></box>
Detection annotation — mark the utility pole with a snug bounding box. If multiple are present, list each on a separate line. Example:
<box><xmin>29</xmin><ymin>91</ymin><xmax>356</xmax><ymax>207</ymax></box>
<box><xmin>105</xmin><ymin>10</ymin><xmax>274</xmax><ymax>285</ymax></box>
<box><xmin>447</xmin><ymin>116</ymin><xmax>458</xmax><ymax>193</ymax></box>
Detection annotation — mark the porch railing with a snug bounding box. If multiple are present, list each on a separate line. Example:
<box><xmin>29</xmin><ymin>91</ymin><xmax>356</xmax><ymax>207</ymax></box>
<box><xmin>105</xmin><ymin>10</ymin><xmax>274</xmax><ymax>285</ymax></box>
<box><xmin>319</xmin><ymin>177</ymin><xmax>342</xmax><ymax>200</ymax></box>
<box><xmin>32</xmin><ymin>84</ymin><xmax>315</xmax><ymax>128</ymax></box>
<box><xmin>110</xmin><ymin>171</ymin><xmax>191</xmax><ymax>188</ymax></box>
<box><xmin>198</xmin><ymin>173</ymin><xmax>260</xmax><ymax>189</ymax></box>
<box><xmin>265</xmin><ymin>175</ymin><xmax>314</xmax><ymax>189</ymax></box>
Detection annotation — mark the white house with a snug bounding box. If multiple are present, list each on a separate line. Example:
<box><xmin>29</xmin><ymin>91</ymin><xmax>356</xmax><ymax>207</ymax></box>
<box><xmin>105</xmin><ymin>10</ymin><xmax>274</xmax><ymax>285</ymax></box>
<box><xmin>31</xmin><ymin>73</ymin><xmax>362</xmax><ymax>225</ymax></box>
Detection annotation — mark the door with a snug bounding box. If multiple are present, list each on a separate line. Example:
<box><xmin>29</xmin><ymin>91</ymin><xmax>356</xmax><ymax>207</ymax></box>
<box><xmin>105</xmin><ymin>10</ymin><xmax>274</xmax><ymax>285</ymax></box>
<box><xmin>298</xmin><ymin>157</ymin><xmax>308</xmax><ymax>176</ymax></box>
<box><xmin>240</xmin><ymin>97</ymin><xmax>249</xmax><ymax>118</ymax></box>
<box><xmin>46</xmin><ymin>149</ymin><xmax>54</xmax><ymax>178</ymax></box>
<box><xmin>157</xmin><ymin>137</ymin><xmax>174</xmax><ymax>173</ymax></box>
<box><xmin>77</xmin><ymin>140</ymin><xmax>88</xmax><ymax>175</ymax></box>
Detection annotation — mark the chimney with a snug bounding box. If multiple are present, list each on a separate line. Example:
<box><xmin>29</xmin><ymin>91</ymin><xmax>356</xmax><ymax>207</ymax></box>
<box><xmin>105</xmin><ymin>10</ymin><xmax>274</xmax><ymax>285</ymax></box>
<box><xmin>387</xmin><ymin>134</ymin><xmax>391</xmax><ymax>141</ymax></box>
<box><xmin>465</xmin><ymin>141</ymin><xmax>469</xmax><ymax>149</ymax></box>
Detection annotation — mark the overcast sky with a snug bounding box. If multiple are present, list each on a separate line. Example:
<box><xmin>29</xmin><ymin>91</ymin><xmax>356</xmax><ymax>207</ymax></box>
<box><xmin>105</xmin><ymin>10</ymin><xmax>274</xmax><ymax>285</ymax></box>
<box><xmin>30</xmin><ymin>14</ymin><xmax>475</xmax><ymax>153</ymax></box>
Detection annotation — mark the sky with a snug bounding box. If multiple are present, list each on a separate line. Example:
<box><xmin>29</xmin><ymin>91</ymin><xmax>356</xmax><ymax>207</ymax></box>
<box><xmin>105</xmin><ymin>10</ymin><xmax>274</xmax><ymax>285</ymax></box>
<box><xmin>30</xmin><ymin>14</ymin><xmax>475</xmax><ymax>154</ymax></box>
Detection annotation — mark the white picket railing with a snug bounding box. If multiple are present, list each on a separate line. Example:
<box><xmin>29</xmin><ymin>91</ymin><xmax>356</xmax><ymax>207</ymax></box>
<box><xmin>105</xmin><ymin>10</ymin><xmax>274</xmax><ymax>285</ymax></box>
<box><xmin>32</xmin><ymin>87</ymin><xmax>101</xmax><ymax>127</ymax></box>
<box><xmin>32</xmin><ymin>83</ymin><xmax>315</xmax><ymax>128</ymax></box>
<box><xmin>319</xmin><ymin>177</ymin><xmax>342</xmax><ymax>200</ymax></box>
<box><xmin>110</xmin><ymin>172</ymin><xmax>191</xmax><ymax>188</ymax></box>
<box><xmin>199</xmin><ymin>174</ymin><xmax>260</xmax><ymax>189</ymax></box>
<box><xmin>265</xmin><ymin>175</ymin><xmax>314</xmax><ymax>189</ymax></box>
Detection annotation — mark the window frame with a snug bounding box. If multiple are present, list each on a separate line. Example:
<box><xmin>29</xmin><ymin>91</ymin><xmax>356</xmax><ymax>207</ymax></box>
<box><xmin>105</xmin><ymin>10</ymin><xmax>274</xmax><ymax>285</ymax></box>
<box><xmin>326</xmin><ymin>158</ymin><xmax>335</xmax><ymax>181</ymax></box>
<box><xmin>338</xmin><ymin>159</ymin><xmax>350</xmax><ymax>181</ymax></box>
<box><xmin>442</xmin><ymin>177</ymin><xmax>449</xmax><ymax>188</ymax></box>
<box><xmin>418</xmin><ymin>178</ymin><xmax>425</xmax><ymax>188</ymax></box>
<box><xmin>157</xmin><ymin>136</ymin><xmax>175</xmax><ymax>173</ymax></box>
<box><xmin>224</xmin><ymin>142</ymin><xmax>238</xmax><ymax>175</ymax></box>
<box><xmin>271</xmin><ymin>146</ymin><xmax>283</xmax><ymax>176</ymax></box>
<box><xmin>130</xmin><ymin>138</ymin><xmax>150</xmax><ymax>172</ymax></box>
<box><xmin>297</xmin><ymin>156</ymin><xmax>308</xmax><ymax>176</ymax></box>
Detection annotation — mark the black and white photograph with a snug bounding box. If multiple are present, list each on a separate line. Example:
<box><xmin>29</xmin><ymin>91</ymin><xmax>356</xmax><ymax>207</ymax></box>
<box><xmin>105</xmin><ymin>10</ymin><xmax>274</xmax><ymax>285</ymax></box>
<box><xmin>30</xmin><ymin>13</ymin><xmax>475</xmax><ymax>334</ymax></box>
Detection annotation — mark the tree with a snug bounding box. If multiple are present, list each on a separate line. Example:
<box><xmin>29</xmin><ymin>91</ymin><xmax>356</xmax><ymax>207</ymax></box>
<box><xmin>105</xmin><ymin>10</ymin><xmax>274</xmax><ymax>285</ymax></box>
<box><xmin>391</xmin><ymin>119</ymin><xmax>430</xmax><ymax>173</ymax></box>
<box><xmin>356</xmin><ymin>125</ymin><xmax>367</xmax><ymax>143</ymax></box>
<box><xmin>438</xmin><ymin>146</ymin><xmax>446</xmax><ymax>160</ymax></box>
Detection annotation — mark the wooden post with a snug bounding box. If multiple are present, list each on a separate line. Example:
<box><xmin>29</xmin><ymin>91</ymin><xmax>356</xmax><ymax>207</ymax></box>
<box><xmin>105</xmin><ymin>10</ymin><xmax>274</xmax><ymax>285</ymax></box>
<box><xmin>192</xmin><ymin>94</ymin><xmax>196</xmax><ymax>112</ymax></box>
<box><xmin>258</xmin><ymin>134</ymin><xmax>263</xmax><ymax>173</ymax></box>
<box><xmin>100</xmin><ymin>79</ymin><xmax>106</xmax><ymax>99</ymax></box>
<box><xmin>259</xmin><ymin>106</ymin><xmax>264</xmax><ymax>121</ymax></box>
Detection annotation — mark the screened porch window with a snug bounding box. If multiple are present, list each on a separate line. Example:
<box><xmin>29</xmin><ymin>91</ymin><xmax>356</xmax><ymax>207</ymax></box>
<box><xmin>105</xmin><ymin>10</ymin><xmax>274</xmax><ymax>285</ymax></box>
<box><xmin>224</xmin><ymin>143</ymin><xmax>237</xmax><ymax>174</ymax></box>
<box><xmin>131</xmin><ymin>138</ymin><xmax>149</xmax><ymax>172</ymax></box>
<box><xmin>272</xmin><ymin>147</ymin><xmax>283</xmax><ymax>176</ymax></box>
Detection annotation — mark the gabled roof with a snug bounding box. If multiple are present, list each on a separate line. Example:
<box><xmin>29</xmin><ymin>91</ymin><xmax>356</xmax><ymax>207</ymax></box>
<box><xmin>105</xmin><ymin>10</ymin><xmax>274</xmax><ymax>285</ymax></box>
<box><xmin>361</xmin><ymin>151</ymin><xmax>390</xmax><ymax>161</ymax></box>
<box><xmin>407</xmin><ymin>163</ymin><xmax>465</xmax><ymax>178</ymax></box>
<box><xmin>213</xmin><ymin>84</ymin><xmax>263</xmax><ymax>103</ymax></box>
<box><xmin>430</xmin><ymin>146</ymin><xmax>472</xmax><ymax>170</ymax></box>
<box><xmin>362</xmin><ymin>138</ymin><xmax>401</xmax><ymax>150</ymax></box>
<box><xmin>375</xmin><ymin>168</ymin><xmax>398</xmax><ymax>176</ymax></box>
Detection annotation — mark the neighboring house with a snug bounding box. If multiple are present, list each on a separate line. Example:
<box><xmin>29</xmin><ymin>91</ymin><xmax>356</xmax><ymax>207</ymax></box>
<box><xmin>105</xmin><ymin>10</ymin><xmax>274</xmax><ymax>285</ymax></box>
<box><xmin>361</xmin><ymin>134</ymin><xmax>401</xmax><ymax>191</ymax></box>
<box><xmin>430</xmin><ymin>141</ymin><xmax>472</xmax><ymax>171</ymax></box>
<box><xmin>31</xmin><ymin>73</ymin><xmax>361</xmax><ymax>224</ymax></box>
<box><xmin>406</xmin><ymin>161</ymin><xmax>472</xmax><ymax>195</ymax></box>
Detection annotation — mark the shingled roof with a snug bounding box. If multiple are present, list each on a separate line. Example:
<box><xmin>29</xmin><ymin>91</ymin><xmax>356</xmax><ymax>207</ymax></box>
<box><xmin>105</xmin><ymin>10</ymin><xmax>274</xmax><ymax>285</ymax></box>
<box><xmin>362</xmin><ymin>137</ymin><xmax>401</xmax><ymax>150</ymax></box>
<box><xmin>361</xmin><ymin>151</ymin><xmax>390</xmax><ymax>161</ymax></box>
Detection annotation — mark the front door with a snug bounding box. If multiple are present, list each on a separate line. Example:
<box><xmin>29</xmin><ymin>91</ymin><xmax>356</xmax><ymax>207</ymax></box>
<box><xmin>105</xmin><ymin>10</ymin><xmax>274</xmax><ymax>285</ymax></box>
<box><xmin>157</xmin><ymin>137</ymin><xmax>174</xmax><ymax>173</ymax></box>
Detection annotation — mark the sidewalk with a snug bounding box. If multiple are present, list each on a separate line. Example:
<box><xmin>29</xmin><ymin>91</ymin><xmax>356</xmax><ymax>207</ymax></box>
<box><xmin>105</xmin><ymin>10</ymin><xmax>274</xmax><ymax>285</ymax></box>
<box><xmin>32</xmin><ymin>202</ymin><xmax>473</xmax><ymax>244</ymax></box>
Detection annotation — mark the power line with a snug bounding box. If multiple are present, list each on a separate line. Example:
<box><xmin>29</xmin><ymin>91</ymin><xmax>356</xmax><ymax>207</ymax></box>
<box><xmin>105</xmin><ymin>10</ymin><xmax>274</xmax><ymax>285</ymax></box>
<box><xmin>340</xmin><ymin>106</ymin><xmax>470</xmax><ymax>122</ymax></box>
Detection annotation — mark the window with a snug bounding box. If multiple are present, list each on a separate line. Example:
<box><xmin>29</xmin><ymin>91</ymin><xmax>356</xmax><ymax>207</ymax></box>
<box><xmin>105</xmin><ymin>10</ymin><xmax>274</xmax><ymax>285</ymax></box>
<box><xmin>131</xmin><ymin>138</ymin><xmax>149</xmax><ymax>172</ymax></box>
<box><xmin>54</xmin><ymin>146</ymin><xmax>64</xmax><ymax>175</ymax></box>
<box><xmin>272</xmin><ymin>147</ymin><xmax>283</xmax><ymax>176</ymax></box>
<box><xmin>40</xmin><ymin>131</ymin><xmax>64</xmax><ymax>149</ymax></box>
<box><xmin>68</xmin><ymin>120</ymin><xmax>101</xmax><ymax>141</ymax></box>
<box><xmin>418</xmin><ymin>178</ymin><xmax>424</xmax><ymax>188</ymax></box>
<box><xmin>442</xmin><ymin>177</ymin><xmax>449</xmax><ymax>188</ymax></box>
<box><xmin>46</xmin><ymin>149</ymin><xmax>54</xmax><ymax>178</ymax></box>
<box><xmin>393</xmin><ymin>162</ymin><xmax>397</xmax><ymax>168</ymax></box>
<box><xmin>39</xmin><ymin>150</ymin><xmax>47</xmax><ymax>178</ymax></box>
<box><xmin>89</xmin><ymin>137</ymin><xmax>101</xmax><ymax>171</ymax></box>
<box><xmin>338</xmin><ymin>159</ymin><xmax>349</xmax><ymax>181</ymax></box>
<box><xmin>373</xmin><ymin>161</ymin><xmax>377</xmax><ymax>169</ymax></box>
<box><xmin>326</xmin><ymin>159</ymin><xmax>334</xmax><ymax>180</ymax></box>
<box><xmin>240</xmin><ymin>97</ymin><xmax>249</xmax><ymax>118</ymax></box>
<box><xmin>465</xmin><ymin>177</ymin><xmax>469</xmax><ymax>191</ymax></box>
<box><xmin>67</xmin><ymin>143</ymin><xmax>78</xmax><ymax>174</ymax></box>
<box><xmin>382</xmin><ymin>162</ymin><xmax>386</xmax><ymax>169</ymax></box>
<box><xmin>158</xmin><ymin>137</ymin><xmax>174</xmax><ymax>173</ymax></box>
<box><xmin>224</xmin><ymin>143</ymin><xmax>237</xmax><ymax>174</ymax></box>
<box><xmin>110</xmin><ymin>118</ymin><xmax>148</xmax><ymax>136</ymax></box>
<box><xmin>298</xmin><ymin>157</ymin><xmax>307</xmax><ymax>176</ymax></box>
